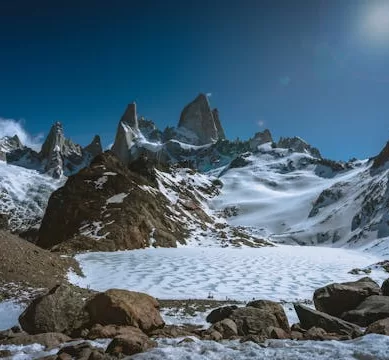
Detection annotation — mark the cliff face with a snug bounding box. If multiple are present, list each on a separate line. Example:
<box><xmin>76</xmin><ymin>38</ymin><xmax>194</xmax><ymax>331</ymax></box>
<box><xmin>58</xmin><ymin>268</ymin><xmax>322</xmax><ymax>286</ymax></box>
<box><xmin>178</xmin><ymin>94</ymin><xmax>225</xmax><ymax>145</ymax></box>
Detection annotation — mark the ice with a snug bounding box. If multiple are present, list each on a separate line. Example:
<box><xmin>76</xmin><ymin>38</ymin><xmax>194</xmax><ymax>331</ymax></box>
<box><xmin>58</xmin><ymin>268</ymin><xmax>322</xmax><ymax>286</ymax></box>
<box><xmin>0</xmin><ymin>300</ymin><xmax>25</xmax><ymax>330</ymax></box>
<box><xmin>68</xmin><ymin>246</ymin><xmax>387</xmax><ymax>302</ymax></box>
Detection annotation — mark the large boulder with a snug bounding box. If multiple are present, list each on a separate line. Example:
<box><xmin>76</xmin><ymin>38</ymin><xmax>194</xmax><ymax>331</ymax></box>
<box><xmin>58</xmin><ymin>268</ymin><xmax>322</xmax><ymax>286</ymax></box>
<box><xmin>246</xmin><ymin>300</ymin><xmax>289</xmax><ymax>332</ymax></box>
<box><xmin>210</xmin><ymin>319</ymin><xmax>238</xmax><ymax>339</ymax></box>
<box><xmin>229</xmin><ymin>307</ymin><xmax>287</xmax><ymax>337</ymax></box>
<box><xmin>313</xmin><ymin>277</ymin><xmax>380</xmax><ymax>317</ymax></box>
<box><xmin>342</xmin><ymin>295</ymin><xmax>389</xmax><ymax>327</ymax></box>
<box><xmin>85</xmin><ymin>289</ymin><xmax>164</xmax><ymax>334</ymax></box>
<box><xmin>294</xmin><ymin>304</ymin><xmax>362</xmax><ymax>338</ymax></box>
<box><xmin>178</xmin><ymin>93</ymin><xmax>225</xmax><ymax>145</ymax></box>
<box><xmin>18</xmin><ymin>284</ymin><xmax>92</xmax><ymax>336</ymax></box>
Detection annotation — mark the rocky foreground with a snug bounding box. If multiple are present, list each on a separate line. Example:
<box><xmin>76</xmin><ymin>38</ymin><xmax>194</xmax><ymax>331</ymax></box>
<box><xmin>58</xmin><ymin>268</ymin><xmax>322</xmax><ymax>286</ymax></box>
<box><xmin>2</xmin><ymin>274</ymin><xmax>389</xmax><ymax>359</ymax></box>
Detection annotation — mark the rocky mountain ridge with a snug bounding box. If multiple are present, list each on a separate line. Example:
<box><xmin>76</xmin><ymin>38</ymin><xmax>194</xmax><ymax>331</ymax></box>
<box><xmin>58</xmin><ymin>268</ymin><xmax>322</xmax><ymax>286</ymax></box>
<box><xmin>0</xmin><ymin>93</ymin><xmax>389</xmax><ymax>251</ymax></box>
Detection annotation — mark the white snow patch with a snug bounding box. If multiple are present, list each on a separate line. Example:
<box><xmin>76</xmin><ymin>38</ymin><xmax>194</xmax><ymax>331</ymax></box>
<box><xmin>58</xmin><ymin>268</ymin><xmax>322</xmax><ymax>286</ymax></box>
<box><xmin>0</xmin><ymin>300</ymin><xmax>25</xmax><ymax>330</ymax></box>
<box><xmin>94</xmin><ymin>176</ymin><xmax>108</xmax><ymax>190</ymax></box>
<box><xmin>106</xmin><ymin>193</ymin><xmax>128</xmax><ymax>204</ymax></box>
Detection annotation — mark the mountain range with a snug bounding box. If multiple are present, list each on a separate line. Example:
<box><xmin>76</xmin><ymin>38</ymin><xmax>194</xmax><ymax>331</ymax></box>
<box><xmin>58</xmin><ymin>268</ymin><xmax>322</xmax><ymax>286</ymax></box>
<box><xmin>0</xmin><ymin>93</ymin><xmax>388</xmax><ymax>254</ymax></box>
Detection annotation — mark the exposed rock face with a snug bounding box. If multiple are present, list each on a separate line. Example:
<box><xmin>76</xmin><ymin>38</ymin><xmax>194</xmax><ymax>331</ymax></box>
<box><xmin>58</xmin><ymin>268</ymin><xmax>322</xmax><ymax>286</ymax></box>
<box><xmin>278</xmin><ymin>136</ymin><xmax>321</xmax><ymax>158</ymax></box>
<box><xmin>178</xmin><ymin>94</ymin><xmax>225</xmax><ymax>145</ymax></box>
<box><xmin>373</xmin><ymin>141</ymin><xmax>389</xmax><ymax>169</ymax></box>
<box><xmin>313</xmin><ymin>277</ymin><xmax>381</xmax><ymax>317</ymax></box>
<box><xmin>37</xmin><ymin>152</ymin><xmax>187</xmax><ymax>252</ymax></box>
<box><xmin>342</xmin><ymin>295</ymin><xmax>389</xmax><ymax>327</ymax></box>
<box><xmin>18</xmin><ymin>284</ymin><xmax>93</xmax><ymax>335</ymax></box>
<box><xmin>210</xmin><ymin>319</ymin><xmax>238</xmax><ymax>339</ymax></box>
<box><xmin>249</xmin><ymin>130</ymin><xmax>273</xmax><ymax>151</ymax></box>
<box><xmin>294</xmin><ymin>304</ymin><xmax>362</xmax><ymax>338</ymax></box>
<box><xmin>212</xmin><ymin>108</ymin><xmax>225</xmax><ymax>139</ymax></box>
<box><xmin>85</xmin><ymin>289</ymin><xmax>164</xmax><ymax>334</ymax></box>
<box><xmin>0</xmin><ymin>214</ymin><xmax>8</xmax><ymax>230</ymax></box>
<box><xmin>112</xmin><ymin>102</ymin><xmax>140</xmax><ymax>165</ymax></box>
<box><xmin>83</xmin><ymin>135</ymin><xmax>103</xmax><ymax>159</ymax></box>
<box><xmin>0</xmin><ymin>135</ymin><xmax>24</xmax><ymax>161</ymax></box>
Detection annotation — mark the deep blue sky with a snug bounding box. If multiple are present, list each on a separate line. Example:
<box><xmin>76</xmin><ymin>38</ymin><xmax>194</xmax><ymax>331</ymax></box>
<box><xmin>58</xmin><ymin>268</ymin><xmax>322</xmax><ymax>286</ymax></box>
<box><xmin>1</xmin><ymin>0</ymin><xmax>389</xmax><ymax>160</ymax></box>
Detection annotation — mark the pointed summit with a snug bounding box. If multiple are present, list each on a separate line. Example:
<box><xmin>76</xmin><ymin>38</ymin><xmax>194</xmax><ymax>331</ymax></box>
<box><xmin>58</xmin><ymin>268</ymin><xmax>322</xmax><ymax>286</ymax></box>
<box><xmin>372</xmin><ymin>141</ymin><xmax>389</xmax><ymax>169</ymax></box>
<box><xmin>178</xmin><ymin>93</ymin><xmax>225</xmax><ymax>145</ymax></box>
<box><xmin>84</xmin><ymin>135</ymin><xmax>103</xmax><ymax>159</ymax></box>
<box><xmin>112</xmin><ymin>103</ymin><xmax>140</xmax><ymax>165</ymax></box>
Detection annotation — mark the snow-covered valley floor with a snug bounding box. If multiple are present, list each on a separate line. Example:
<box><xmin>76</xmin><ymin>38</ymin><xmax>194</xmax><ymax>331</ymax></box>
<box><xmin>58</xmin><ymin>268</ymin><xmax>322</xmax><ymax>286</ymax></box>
<box><xmin>69</xmin><ymin>245</ymin><xmax>388</xmax><ymax>302</ymax></box>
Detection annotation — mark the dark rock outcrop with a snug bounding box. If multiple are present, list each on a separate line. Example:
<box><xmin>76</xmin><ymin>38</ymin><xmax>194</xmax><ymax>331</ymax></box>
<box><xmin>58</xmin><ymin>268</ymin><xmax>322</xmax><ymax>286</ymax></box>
<box><xmin>342</xmin><ymin>295</ymin><xmax>389</xmax><ymax>327</ymax></box>
<box><xmin>83</xmin><ymin>135</ymin><xmax>103</xmax><ymax>159</ymax></box>
<box><xmin>0</xmin><ymin>332</ymin><xmax>71</xmax><ymax>348</ymax></box>
<box><xmin>294</xmin><ymin>304</ymin><xmax>362</xmax><ymax>338</ymax></box>
<box><xmin>112</xmin><ymin>102</ymin><xmax>140</xmax><ymax>165</ymax></box>
<box><xmin>178</xmin><ymin>94</ymin><xmax>225</xmax><ymax>145</ymax></box>
<box><xmin>278</xmin><ymin>136</ymin><xmax>321</xmax><ymax>158</ymax></box>
<box><xmin>206</xmin><ymin>305</ymin><xmax>238</xmax><ymax>324</ymax></box>
<box><xmin>37</xmin><ymin>151</ymin><xmax>186</xmax><ymax>252</ymax></box>
<box><xmin>249</xmin><ymin>130</ymin><xmax>273</xmax><ymax>151</ymax></box>
<box><xmin>313</xmin><ymin>277</ymin><xmax>380</xmax><ymax>317</ymax></box>
<box><xmin>372</xmin><ymin>141</ymin><xmax>389</xmax><ymax>169</ymax></box>
<box><xmin>85</xmin><ymin>289</ymin><xmax>164</xmax><ymax>334</ymax></box>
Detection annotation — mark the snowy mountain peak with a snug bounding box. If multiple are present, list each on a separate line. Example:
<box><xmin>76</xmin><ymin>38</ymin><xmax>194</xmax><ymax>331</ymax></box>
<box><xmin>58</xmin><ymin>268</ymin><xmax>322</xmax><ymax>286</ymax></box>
<box><xmin>277</xmin><ymin>136</ymin><xmax>321</xmax><ymax>158</ymax></box>
<box><xmin>0</xmin><ymin>135</ymin><xmax>24</xmax><ymax>161</ymax></box>
<box><xmin>178</xmin><ymin>93</ymin><xmax>225</xmax><ymax>145</ymax></box>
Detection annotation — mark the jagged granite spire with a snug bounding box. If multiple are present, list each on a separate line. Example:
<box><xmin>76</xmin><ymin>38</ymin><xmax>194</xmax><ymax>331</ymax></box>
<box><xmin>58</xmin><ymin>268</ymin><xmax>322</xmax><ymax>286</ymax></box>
<box><xmin>178</xmin><ymin>93</ymin><xmax>225</xmax><ymax>145</ymax></box>
<box><xmin>372</xmin><ymin>141</ymin><xmax>389</xmax><ymax>169</ymax></box>
<box><xmin>212</xmin><ymin>108</ymin><xmax>225</xmax><ymax>140</ymax></box>
<box><xmin>112</xmin><ymin>102</ymin><xmax>140</xmax><ymax>165</ymax></box>
<box><xmin>84</xmin><ymin>135</ymin><xmax>103</xmax><ymax>159</ymax></box>
<box><xmin>39</xmin><ymin>122</ymin><xmax>83</xmax><ymax>178</ymax></box>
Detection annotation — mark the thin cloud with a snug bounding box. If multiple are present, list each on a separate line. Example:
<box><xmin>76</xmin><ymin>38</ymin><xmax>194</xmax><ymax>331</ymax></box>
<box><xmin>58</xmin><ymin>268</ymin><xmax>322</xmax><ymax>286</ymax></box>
<box><xmin>257</xmin><ymin>120</ymin><xmax>265</xmax><ymax>127</ymax></box>
<box><xmin>279</xmin><ymin>76</ymin><xmax>291</xmax><ymax>86</ymax></box>
<box><xmin>206</xmin><ymin>92</ymin><xmax>212</xmax><ymax>97</ymax></box>
<box><xmin>0</xmin><ymin>118</ymin><xmax>44</xmax><ymax>151</ymax></box>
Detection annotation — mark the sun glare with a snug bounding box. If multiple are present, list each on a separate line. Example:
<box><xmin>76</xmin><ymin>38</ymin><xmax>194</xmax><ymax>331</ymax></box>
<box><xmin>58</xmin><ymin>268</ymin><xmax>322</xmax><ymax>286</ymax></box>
<box><xmin>360</xmin><ymin>1</ymin><xmax>389</xmax><ymax>45</ymax></box>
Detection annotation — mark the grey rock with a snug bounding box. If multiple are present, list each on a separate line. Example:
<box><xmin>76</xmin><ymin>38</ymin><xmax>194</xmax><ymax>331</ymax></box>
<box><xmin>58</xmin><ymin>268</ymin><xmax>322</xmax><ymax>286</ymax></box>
<box><xmin>342</xmin><ymin>295</ymin><xmax>389</xmax><ymax>327</ymax></box>
<box><xmin>294</xmin><ymin>304</ymin><xmax>362</xmax><ymax>338</ymax></box>
<box><xmin>278</xmin><ymin>136</ymin><xmax>321</xmax><ymax>158</ymax></box>
<box><xmin>313</xmin><ymin>277</ymin><xmax>380</xmax><ymax>317</ymax></box>
<box><xmin>178</xmin><ymin>93</ymin><xmax>224</xmax><ymax>145</ymax></box>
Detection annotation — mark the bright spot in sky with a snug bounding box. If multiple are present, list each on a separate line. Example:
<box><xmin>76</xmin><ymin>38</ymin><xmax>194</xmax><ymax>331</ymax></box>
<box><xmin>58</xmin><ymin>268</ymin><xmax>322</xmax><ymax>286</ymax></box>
<box><xmin>360</xmin><ymin>1</ymin><xmax>389</xmax><ymax>45</ymax></box>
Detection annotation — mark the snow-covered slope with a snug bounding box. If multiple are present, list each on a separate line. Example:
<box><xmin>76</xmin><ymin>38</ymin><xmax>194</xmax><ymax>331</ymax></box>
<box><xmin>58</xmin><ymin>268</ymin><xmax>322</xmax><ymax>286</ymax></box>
<box><xmin>212</xmin><ymin>143</ymin><xmax>389</xmax><ymax>249</ymax></box>
<box><xmin>0</xmin><ymin>161</ymin><xmax>65</xmax><ymax>231</ymax></box>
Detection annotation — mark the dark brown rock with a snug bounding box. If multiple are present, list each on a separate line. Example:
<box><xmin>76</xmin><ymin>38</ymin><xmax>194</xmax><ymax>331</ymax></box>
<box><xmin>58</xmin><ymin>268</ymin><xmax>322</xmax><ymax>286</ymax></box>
<box><xmin>313</xmin><ymin>277</ymin><xmax>380</xmax><ymax>317</ymax></box>
<box><xmin>229</xmin><ymin>307</ymin><xmax>287</xmax><ymax>337</ymax></box>
<box><xmin>206</xmin><ymin>305</ymin><xmax>238</xmax><ymax>324</ymax></box>
<box><xmin>246</xmin><ymin>300</ymin><xmax>289</xmax><ymax>332</ymax></box>
<box><xmin>85</xmin><ymin>289</ymin><xmax>164</xmax><ymax>334</ymax></box>
<box><xmin>19</xmin><ymin>284</ymin><xmax>92</xmax><ymax>335</ymax></box>
<box><xmin>105</xmin><ymin>333</ymin><xmax>157</xmax><ymax>357</ymax></box>
<box><xmin>342</xmin><ymin>295</ymin><xmax>389</xmax><ymax>327</ymax></box>
<box><xmin>37</xmin><ymin>151</ymin><xmax>186</xmax><ymax>252</ymax></box>
<box><xmin>0</xmin><ymin>350</ymin><xmax>12</xmax><ymax>358</ymax></box>
<box><xmin>58</xmin><ymin>342</ymin><xmax>108</xmax><ymax>360</ymax></box>
<box><xmin>365</xmin><ymin>317</ymin><xmax>389</xmax><ymax>335</ymax></box>
<box><xmin>149</xmin><ymin>325</ymin><xmax>201</xmax><ymax>339</ymax></box>
<box><xmin>294</xmin><ymin>304</ymin><xmax>362</xmax><ymax>338</ymax></box>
